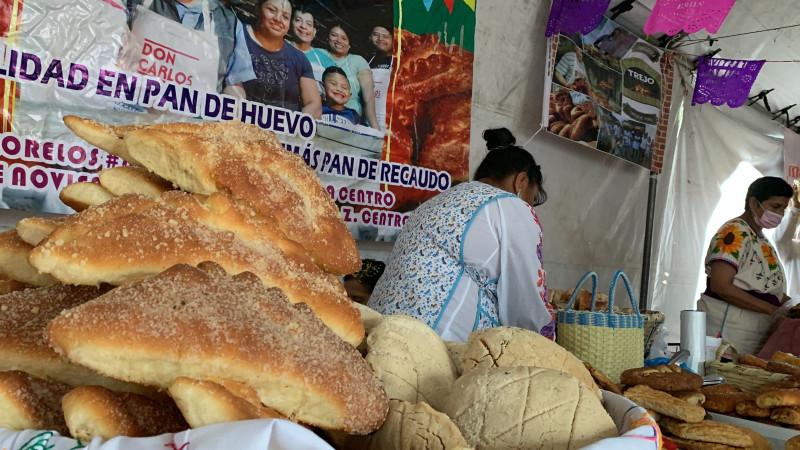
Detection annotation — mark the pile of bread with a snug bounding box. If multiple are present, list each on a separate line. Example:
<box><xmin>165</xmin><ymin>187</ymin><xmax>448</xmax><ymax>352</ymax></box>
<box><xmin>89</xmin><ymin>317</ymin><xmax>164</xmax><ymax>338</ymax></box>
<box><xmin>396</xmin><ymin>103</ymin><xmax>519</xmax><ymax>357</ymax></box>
<box><xmin>705</xmin><ymin>352</ymin><xmax>800</xmax><ymax>430</ymax></box>
<box><xmin>0</xmin><ymin>117</ymin><xmax>393</xmax><ymax>439</ymax></box>
<box><xmin>617</xmin><ymin>365</ymin><xmax>772</xmax><ymax>449</ymax></box>
<box><xmin>341</xmin><ymin>318</ymin><xmax>621</xmax><ymax>449</ymax></box>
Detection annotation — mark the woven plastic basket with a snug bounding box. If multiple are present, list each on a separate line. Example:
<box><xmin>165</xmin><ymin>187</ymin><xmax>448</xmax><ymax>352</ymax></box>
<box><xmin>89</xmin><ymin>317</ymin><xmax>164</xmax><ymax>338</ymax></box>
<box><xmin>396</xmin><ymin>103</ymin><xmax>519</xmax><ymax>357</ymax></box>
<box><xmin>556</xmin><ymin>271</ymin><xmax>644</xmax><ymax>384</ymax></box>
<box><xmin>704</xmin><ymin>342</ymin><xmax>789</xmax><ymax>394</ymax></box>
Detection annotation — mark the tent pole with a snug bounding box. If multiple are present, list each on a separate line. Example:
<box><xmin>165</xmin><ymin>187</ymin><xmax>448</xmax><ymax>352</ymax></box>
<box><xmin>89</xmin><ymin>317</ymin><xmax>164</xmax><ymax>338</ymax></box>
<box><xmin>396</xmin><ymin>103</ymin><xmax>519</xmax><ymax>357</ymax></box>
<box><xmin>640</xmin><ymin>171</ymin><xmax>658</xmax><ymax>311</ymax></box>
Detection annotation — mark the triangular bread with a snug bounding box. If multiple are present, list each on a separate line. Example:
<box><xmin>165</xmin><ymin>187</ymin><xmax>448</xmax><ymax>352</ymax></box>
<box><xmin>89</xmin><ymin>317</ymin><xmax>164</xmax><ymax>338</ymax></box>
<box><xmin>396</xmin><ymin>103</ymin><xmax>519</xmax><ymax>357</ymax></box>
<box><xmin>0</xmin><ymin>229</ymin><xmax>56</xmax><ymax>286</ymax></box>
<box><xmin>98</xmin><ymin>166</ymin><xmax>175</xmax><ymax>198</ymax></box>
<box><xmin>46</xmin><ymin>262</ymin><xmax>388</xmax><ymax>433</ymax></box>
<box><xmin>28</xmin><ymin>191</ymin><xmax>364</xmax><ymax>345</ymax></box>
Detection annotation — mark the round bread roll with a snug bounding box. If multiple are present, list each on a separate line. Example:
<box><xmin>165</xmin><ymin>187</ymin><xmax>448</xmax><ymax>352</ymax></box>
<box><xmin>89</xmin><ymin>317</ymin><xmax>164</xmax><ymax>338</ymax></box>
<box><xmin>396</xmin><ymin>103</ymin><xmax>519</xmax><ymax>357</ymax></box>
<box><xmin>443</xmin><ymin>366</ymin><xmax>617</xmax><ymax>449</ymax></box>
<box><xmin>365</xmin><ymin>315</ymin><xmax>457</xmax><ymax>412</ymax></box>
<box><xmin>346</xmin><ymin>399</ymin><xmax>469</xmax><ymax>450</ymax></box>
<box><xmin>444</xmin><ymin>341</ymin><xmax>466</xmax><ymax>377</ymax></box>
<box><xmin>461</xmin><ymin>327</ymin><xmax>600</xmax><ymax>395</ymax></box>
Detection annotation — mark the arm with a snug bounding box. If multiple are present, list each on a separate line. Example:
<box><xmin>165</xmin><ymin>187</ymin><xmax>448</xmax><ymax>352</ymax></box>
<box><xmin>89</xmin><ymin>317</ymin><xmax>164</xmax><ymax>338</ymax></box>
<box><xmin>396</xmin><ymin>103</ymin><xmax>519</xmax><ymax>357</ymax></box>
<box><xmin>357</xmin><ymin>69</ymin><xmax>380</xmax><ymax>130</ymax></box>
<box><xmin>222</xmin><ymin>83</ymin><xmax>246</xmax><ymax>100</ymax></box>
<box><xmin>299</xmin><ymin>77</ymin><xmax>322</xmax><ymax>119</ymax></box>
<box><xmin>774</xmin><ymin>188</ymin><xmax>800</xmax><ymax>250</ymax></box>
<box><xmin>554</xmin><ymin>71</ymin><xmax>569</xmax><ymax>87</ymax></box>
<box><xmin>708</xmin><ymin>261</ymin><xmax>779</xmax><ymax>315</ymax></box>
<box><xmin>495</xmin><ymin>200</ymin><xmax>554</xmax><ymax>334</ymax></box>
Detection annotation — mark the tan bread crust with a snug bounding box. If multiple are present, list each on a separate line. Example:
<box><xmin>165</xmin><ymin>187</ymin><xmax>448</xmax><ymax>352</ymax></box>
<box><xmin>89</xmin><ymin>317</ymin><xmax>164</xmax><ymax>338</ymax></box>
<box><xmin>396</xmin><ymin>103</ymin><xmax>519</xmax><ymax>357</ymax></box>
<box><xmin>659</xmin><ymin>417</ymin><xmax>753</xmax><ymax>447</ymax></box>
<box><xmin>28</xmin><ymin>192</ymin><xmax>363</xmax><ymax>345</ymax></box>
<box><xmin>59</xmin><ymin>182</ymin><xmax>116</xmax><ymax>212</ymax></box>
<box><xmin>620</xmin><ymin>365</ymin><xmax>703</xmax><ymax>392</ymax></box>
<box><xmin>98</xmin><ymin>166</ymin><xmax>175</xmax><ymax>198</ymax></box>
<box><xmin>734</xmin><ymin>400</ymin><xmax>771</xmax><ymax>418</ymax></box>
<box><xmin>787</xmin><ymin>434</ymin><xmax>800</xmax><ymax>450</ymax></box>
<box><xmin>702</xmin><ymin>391</ymin><xmax>753</xmax><ymax>413</ymax></box>
<box><xmin>0</xmin><ymin>284</ymin><xmax>155</xmax><ymax>396</ymax></box>
<box><xmin>345</xmin><ymin>399</ymin><xmax>469</xmax><ymax>450</ymax></box>
<box><xmin>664</xmin><ymin>434</ymin><xmax>754</xmax><ymax>450</ymax></box>
<box><xmin>62</xmin><ymin>385</ymin><xmax>187</xmax><ymax>440</ymax></box>
<box><xmin>63</xmin><ymin>115</ymin><xmax>141</xmax><ymax>165</ymax></box>
<box><xmin>122</xmin><ymin>126</ymin><xmax>360</xmax><ymax>274</ymax></box>
<box><xmin>767</xmin><ymin>361</ymin><xmax>800</xmax><ymax>375</ymax></box>
<box><xmin>461</xmin><ymin>326</ymin><xmax>601</xmax><ymax>397</ymax></box>
<box><xmin>0</xmin><ymin>370</ymin><xmax>70</xmax><ymax>435</ymax></box>
<box><xmin>672</xmin><ymin>390</ymin><xmax>706</xmax><ymax>406</ymax></box>
<box><xmin>584</xmin><ymin>361</ymin><xmax>623</xmax><ymax>395</ymax></box>
<box><xmin>443</xmin><ymin>366</ymin><xmax>617</xmax><ymax>449</ymax></box>
<box><xmin>16</xmin><ymin>216</ymin><xmax>66</xmax><ymax>246</ymax></box>
<box><xmin>46</xmin><ymin>262</ymin><xmax>388</xmax><ymax>433</ymax></box>
<box><xmin>168</xmin><ymin>377</ymin><xmax>284</xmax><ymax>428</ymax></box>
<box><xmin>624</xmin><ymin>385</ymin><xmax>705</xmax><ymax>423</ymax></box>
<box><xmin>756</xmin><ymin>388</ymin><xmax>800</xmax><ymax>408</ymax></box>
<box><xmin>0</xmin><ymin>229</ymin><xmax>56</xmax><ymax>286</ymax></box>
<box><xmin>771</xmin><ymin>406</ymin><xmax>800</xmax><ymax>425</ymax></box>
<box><xmin>739</xmin><ymin>354</ymin><xmax>769</xmax><ymax>369</ymax></box>
<box><xmin>773</xmin><ymin>351</ymin><xmax>800</xmax><ymax>367</ymax></box>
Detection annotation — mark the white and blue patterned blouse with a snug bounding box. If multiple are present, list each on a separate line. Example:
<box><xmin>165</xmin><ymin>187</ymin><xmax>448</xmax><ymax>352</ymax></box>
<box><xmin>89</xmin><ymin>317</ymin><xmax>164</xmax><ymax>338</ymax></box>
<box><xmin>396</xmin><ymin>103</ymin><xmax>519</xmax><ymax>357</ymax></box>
<box><xmin>368</xmin><ymin>181</ymin><xmax>554</xmax><ymax>342</ymax></box>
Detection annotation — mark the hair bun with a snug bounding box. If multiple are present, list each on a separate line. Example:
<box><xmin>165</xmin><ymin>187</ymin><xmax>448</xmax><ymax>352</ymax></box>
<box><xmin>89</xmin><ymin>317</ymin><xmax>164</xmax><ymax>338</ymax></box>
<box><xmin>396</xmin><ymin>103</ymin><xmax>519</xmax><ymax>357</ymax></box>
<box><xmin>483</xmin><ymin>128</ymin><xmax>516</xmax><ymax>150</ymax></box>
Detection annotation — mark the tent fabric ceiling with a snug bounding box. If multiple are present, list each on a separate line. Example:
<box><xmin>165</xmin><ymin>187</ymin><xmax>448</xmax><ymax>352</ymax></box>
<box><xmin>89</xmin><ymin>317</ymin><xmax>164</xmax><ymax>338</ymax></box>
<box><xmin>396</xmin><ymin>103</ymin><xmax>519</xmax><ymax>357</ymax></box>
<box><xmin>609</xmin><ymin>0</ymin><xmax>800</xmax><ymax>125</ymax></box>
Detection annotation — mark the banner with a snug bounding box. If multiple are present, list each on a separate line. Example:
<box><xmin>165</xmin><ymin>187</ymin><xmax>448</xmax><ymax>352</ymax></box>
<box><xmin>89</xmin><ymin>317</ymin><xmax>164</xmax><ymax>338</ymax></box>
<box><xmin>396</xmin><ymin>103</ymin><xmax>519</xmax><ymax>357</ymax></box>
<box><xmin>0</xmin><ymin>0</ymin><xmax>476</xmax><ymax>243</ymax></box>
<box><xmin>544</xmin><ymin>17</ymin><xmax>663</xmax><ymax>169</ymax></box>
<box><xmin>785</xmin><ymin>126</ymin><xmax>800</xmax><ymax>182</ymax></box>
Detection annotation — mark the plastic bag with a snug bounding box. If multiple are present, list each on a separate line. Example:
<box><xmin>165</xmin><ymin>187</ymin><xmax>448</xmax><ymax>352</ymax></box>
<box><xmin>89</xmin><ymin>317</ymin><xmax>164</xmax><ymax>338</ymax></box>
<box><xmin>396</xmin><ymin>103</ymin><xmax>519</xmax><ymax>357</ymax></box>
<box><xmin>646</xmin><ymin>325</ymin><xmax>670</xmax><ymax>360</ymax></box>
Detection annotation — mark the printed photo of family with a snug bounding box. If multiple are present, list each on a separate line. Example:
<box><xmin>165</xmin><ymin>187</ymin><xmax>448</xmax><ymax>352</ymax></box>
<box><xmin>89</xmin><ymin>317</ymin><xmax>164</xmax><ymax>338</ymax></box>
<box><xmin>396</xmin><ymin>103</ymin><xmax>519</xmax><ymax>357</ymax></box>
<box><xmin>124</xmin><ymin>0</ymin><xmax>392</xmax><ymax>136</ymax></box>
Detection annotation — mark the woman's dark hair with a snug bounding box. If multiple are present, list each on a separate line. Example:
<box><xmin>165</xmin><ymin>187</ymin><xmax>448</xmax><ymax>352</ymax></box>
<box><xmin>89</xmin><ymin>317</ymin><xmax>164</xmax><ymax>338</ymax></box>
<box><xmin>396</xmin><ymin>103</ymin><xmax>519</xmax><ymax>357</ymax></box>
<box><xmin>255</xmin><ymin>0</ymin><xmax>292</xmax><ymax>26</ymax></box>
<box><xmin>322</xmin><ymin>66</ymin><xmax>348</xmax><ymax>83</ymax></box>
<box><xmin>475</xmin><ymin>128</ymin><xmax>547</xmax><ymax>206</ymax></box>
<box><xmin>745</xmin><ymin>176</ymin><xmax>792</xmax><ymax>207</ymax></box>
<box><xmin>344</xmin><ymin>259</ymin><xmax>386</xmax><ymax>292</ymax></box>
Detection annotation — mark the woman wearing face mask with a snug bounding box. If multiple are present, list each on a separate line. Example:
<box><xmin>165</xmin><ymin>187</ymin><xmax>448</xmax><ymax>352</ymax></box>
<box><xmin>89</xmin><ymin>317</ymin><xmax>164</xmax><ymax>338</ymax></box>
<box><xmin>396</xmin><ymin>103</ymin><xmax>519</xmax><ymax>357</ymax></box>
<box><xmin>368</xmin><ymin>128</ymin><xmax>555</xmax><ymax>343</ymax></box>
<box><xmin>322</xmin><ymin>25</ymin><xmax>380</xmax><ymax>130</ymax></box>
<box><xmin>698</xmin><ymin>176</ymin><xmax>793</xmax><ymax>355</ymax></box>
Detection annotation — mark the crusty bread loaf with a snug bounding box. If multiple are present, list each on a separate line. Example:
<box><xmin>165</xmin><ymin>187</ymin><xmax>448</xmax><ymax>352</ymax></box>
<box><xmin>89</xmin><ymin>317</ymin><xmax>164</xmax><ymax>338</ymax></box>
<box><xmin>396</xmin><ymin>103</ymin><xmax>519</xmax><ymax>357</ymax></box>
<box><xmin>345</xmin><ymin>399</ymin><xmax>469</xmax><ymax>450</ymax></box>
<box><xmin>773</xmin><ymin>351</ymin><xmax>800</xmax><ymax>368</ymax></box>
<box><xmin>735</xmin><ymin>400</ymin><xmax>771</xmax><ymax>418</ymax></box>
<box><xmin>46</xmin><ymin>262</ymin><xmax>388</xmax><ymax>433</ymax></box>
<box><xmin>739</xmin><ymin>354</ymin><xmax>769</xmax><ymax>369</ymax></box>
<box><xmin>620</xmin><ymin>365</ymin><xmax>702</xmax><ymax>392</ymax></box>
<box><xmin>0</xmin><ymin>278</ymin><xmax>29</xmax><ymax>295</ymax></box>
<box><xmin>98</xmin><ymin>166</ymin><xmax>175</xmax><ymax>198</ymax></box>
<box><xmin>354</xmin><ymin>301</ymin><xmax>383</xmax><ymax>333</ymax></box>
<box><xmin>659</xmin><ymin>417</ymin><xmax>752</xmax><ymax>447</ymax></box>
<box><xmin>168</xmin><ymin>377</ymin><xmax>284</xmax><ymax>428</ymax></box>
<box><xmin>771</xmin><ymin>406</ymin><xmax>800</xmax><ymax>425</ymax></box>
<box><xmin>702</xmin><ymin>391</ymin><xmax>753</xmax><ymax>413</ymax></box>
<box><xmin>0</xmin><ymin>229</ymin><xmax>56</xmax><ymax>286</ymax></box>
<box><xmin>787</xmin><ymin>434</ymin><xmax>800</xmax><ymax>450</ymax></box>
<box><xmin>671</xmin><ymin>390</ymin><xmax>705</xmax><ymax>406</ymax></box>
<box><xmin>29</xmin><ymin>192</ymin><xmax>363</xmax><ymax>345</ymax></box>
<box><xmin>461</xmin><ymin>326</ymin><xmax>600</xmax><ymax>396</ymax></box>
<box><xmin>59</xmin><ymin>182</ymin><xmax>115</xmax><ymax>211</ymax></box>
<box><xmin>121</xmin><ymin>125</ymin><xmax>359</xmax><ymax>274</ymax></box>
<box><xmin>756</xmin><ymin>388</ymin><xmax>800</xmax><ymax>408</ymax></box>
<box><xmin>63</xmin><ymin>115</ymin><xmax>142</xmax><ymax>165</ymax></box>
<box><xmin>62</xmin><ymin>385</ymin><xmax>187</xmax><ymax>440</ymax></box>
<box><xmin>584</xmin><ymin>362</ymin><xmax>622</xmax><ymax>395</ymax></box>
<box><xmin>16</xmin><ymin>216</ymin><xmax>66</xmax><ymax>246</ymax></box>
<box><xmin>444</xmin><ymin>341</ymin><xmax>466</xmax><ymax>377</ymax></box>
<box><xmin>0</xmin><ymin>283</ymin><xmax>151</xmax><ymax>395</ymax></box>
<box><xmin>443</xmin><ymin>366</ymin><xmax>617</xmax><ymax>449</ymax></box>
<box><xmin>624</xmin><ymin>385</ymin><xmax>705</xmax><ymax>423</ymax></box>
<box><xmin>767</xmin><ymin>361</ymin><xmax>800</xmax><ymax>375</ymax></box>
<box><xmin>365</xmin><ymin>315</ymin><xmax>456</xmax><ymax>412</ymax></box>
<box><xmin>0</xmin><ymin>370</ymin><xmax>70</xmax><ymax>435</ymax></box>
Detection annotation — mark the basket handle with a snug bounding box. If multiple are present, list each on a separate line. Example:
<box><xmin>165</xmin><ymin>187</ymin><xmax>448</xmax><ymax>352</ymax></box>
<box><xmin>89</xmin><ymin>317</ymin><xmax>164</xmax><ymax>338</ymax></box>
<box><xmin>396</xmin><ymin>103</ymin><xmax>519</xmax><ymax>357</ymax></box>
<box><xmin>563</xmin><ymin>271</ymin><xmax>598</xmax><ymax>312</ymax></box>
<box><xmin>713</xmin><ymin>341</ymin><xmax>739</xmax><ymax>363</ymax></box>
<box><xmin>608</xmin><ymin>270</ymin><xmax>642</xmax><ymax>317</ymax></box>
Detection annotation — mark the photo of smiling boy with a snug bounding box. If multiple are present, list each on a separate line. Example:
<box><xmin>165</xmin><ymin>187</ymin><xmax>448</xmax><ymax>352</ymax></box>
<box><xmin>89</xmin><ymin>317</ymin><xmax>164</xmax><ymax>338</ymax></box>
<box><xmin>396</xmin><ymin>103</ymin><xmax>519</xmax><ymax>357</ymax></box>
<box><xmin>321</xmin><ymin>66</ymin><xmax>362</xmax><ymax>127</ymax></box>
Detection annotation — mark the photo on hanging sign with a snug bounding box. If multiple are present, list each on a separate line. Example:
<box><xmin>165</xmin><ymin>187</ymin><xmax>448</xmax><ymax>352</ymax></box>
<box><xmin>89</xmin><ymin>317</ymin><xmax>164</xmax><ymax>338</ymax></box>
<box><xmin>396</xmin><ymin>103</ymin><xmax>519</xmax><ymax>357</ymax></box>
<box><xmin>0</xmin><ymin>0</ymin><xmax>477</xmax><ymax>244</ymax></box>
<box><xmin>544</xmin><ymin>15</ymin><xmax>663</xmax><ymax>170</ymax></box>
<box><xmin>547</xmin><ymin>84</ymin><xmax>599</xmax><ymax>147</ymax></box>
<box><xmin>581</xmin><ymin>17</ymin><xmax>637</xmax><ymax>72</ymax></box>
<box><xmin>620</xmin><ymin>39</ymin><xmax>663</xmax><ymax>125</ymax></box>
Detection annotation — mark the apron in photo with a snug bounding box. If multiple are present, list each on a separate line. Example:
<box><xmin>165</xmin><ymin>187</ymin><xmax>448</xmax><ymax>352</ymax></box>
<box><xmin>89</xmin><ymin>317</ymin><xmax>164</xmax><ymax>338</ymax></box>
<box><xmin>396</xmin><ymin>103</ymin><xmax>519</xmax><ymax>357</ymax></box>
<box><xmin>369</xmin><ymin>55</ymin><xmax>392</xmax><ymax>129</ymax></box>
<box><xmin>120</xmin><ymin>0</ymin><xmax>219</xmax><ymax>95</ymax></box>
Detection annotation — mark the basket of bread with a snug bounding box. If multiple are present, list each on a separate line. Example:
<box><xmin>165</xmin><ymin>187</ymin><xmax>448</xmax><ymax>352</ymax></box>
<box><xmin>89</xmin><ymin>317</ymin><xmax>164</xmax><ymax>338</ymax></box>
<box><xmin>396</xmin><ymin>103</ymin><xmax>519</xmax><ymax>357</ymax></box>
<box><xmin>0</xmin><ymin>117</ymin><xmax>662</xmax><ymax>449</ymax></box>
<box><xmin>705</xmin><ymin>343</ymin><xmax>796</xmax><ymax>394</ymax></box>
<box><xmin>618</xmin><ymin>364</ymin><xmax>774</xmax><ymax>449</ymax></box>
